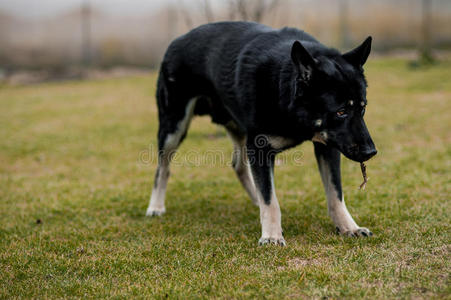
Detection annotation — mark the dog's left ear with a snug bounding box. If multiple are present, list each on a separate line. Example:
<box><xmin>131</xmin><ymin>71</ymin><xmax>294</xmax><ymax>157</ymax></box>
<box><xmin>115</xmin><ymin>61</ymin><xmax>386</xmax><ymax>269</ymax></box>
<box><xmin>342</xmin><ymin>36</ymin><xmax>372</xmax><ymax>67</ymax></box>
<box><xmin>291</xmin><ymin>41</ymin><xmax>316</xmax><ymax>83</ymax></box>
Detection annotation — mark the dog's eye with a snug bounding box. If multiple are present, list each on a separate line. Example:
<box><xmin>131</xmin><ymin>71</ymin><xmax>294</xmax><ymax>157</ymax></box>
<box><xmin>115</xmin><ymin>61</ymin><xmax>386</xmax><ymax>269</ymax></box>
<box><xmin>336</xmin><ymin>109</ymin><xmax>347</xmax><ymax>118</ymax></box>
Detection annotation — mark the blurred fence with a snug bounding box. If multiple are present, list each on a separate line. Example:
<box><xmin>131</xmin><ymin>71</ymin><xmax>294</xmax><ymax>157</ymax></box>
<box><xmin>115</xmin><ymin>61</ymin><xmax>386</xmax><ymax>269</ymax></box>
<box><xmin>0</xmin><ymin>0</ymin><xmax>450</xmax><ymax>70</ymax></box>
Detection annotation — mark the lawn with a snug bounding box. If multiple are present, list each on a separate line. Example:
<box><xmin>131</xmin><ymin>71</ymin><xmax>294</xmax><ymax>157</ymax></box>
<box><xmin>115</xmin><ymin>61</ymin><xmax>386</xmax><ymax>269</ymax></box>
<box><xmin>0</xmin><ymin>58</ymin><xmax>450</xmax><ymax>299</ymax></box>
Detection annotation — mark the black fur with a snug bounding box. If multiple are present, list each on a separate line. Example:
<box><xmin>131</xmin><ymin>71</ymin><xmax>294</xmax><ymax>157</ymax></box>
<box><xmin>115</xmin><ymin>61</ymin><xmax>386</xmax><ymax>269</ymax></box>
<box><xmin>314</xmin><ymin>143</ymin><xmax>343</xmax><ymax>200</ymax></box>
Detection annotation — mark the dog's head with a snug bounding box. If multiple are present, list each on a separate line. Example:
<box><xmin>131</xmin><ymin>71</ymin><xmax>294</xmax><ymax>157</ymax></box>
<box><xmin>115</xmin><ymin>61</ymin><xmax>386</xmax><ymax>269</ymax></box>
<box><xmin>290</xmin><ymin>37</ymin><xmax>377</xmax><ymax>162</ymax></box>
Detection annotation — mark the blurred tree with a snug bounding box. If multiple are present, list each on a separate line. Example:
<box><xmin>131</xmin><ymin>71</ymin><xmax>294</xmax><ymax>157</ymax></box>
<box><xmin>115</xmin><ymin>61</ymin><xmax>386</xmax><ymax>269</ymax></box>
<box><xmin>230</xmin><ymin>0</ymin><xmax>280</xmax><ymax>22</ymax></box>
<box><xmin>178</xmin><ymin>0</ymin><xmax>194</xmax><ymax>28</ymax></box>
<box><xmin>420</xmin><ymin>0</ymin><xmax>434</xmax><ymax>63</ymax></box>
<box><xmin>176</xmin><ymin>0</ymin><xmax>280</xmax><ymax>29</ymax></box>
<box><xmin>81</xmin><ymin>0</ymin><xmax>92</xmax><ymax>66</ymax></box>
<box><xmin>167</xmin><ymin>4</ymin><xmax>178</xmax><ymax>43</ymax></box>
<box><xmin>227</xmin><ymin>0</ymin><xmax>237</xmax><ymax>20</ymax></box>
<box><xmin>202</xmin><ymin>0</ymin><xmax>215</xmax><ymax>23</ymax></box>
<box><xmin>339</xmin><ymin>0</ymin><xmax>350</xmax><ymax>49</ymax></box>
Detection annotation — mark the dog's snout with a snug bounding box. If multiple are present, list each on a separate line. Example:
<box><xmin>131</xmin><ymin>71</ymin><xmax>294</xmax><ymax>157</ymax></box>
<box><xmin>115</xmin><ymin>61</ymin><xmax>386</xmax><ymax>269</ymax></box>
<box><xmin>360</xmin><ymin>148</ymin><xmax>377</xmax><ymax>162</ymax></box>
<box><xmin>343</xmin><ymin>144</ymin><xmax>377</xmax><ymax>162</ymax></box>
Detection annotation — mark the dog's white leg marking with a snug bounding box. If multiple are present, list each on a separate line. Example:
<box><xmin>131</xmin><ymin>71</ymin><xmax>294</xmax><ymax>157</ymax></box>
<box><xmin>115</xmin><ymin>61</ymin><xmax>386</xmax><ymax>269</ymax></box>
<box><xmin>146</xmin><ymin>99</ymin><xmax>197</xmax><ymax>217</ymax></box>
<box><xmin>226</xmin><ymin>129</ymin><xmax>259</xmax><ymax>205</ymax></box>
<box><xmin>317</xmin><ymin>157</ymin><xmax>372</xmax><ymax>237</ymax></box>
<box><xmin>258</xmin><ymin>171</ymin><xmax>285</xmax><ymax>246</ymax></box>
<box><xmin>146</xmin><ymin>161</ymin><xmax>169</xmax><ymax>216</ymax></box>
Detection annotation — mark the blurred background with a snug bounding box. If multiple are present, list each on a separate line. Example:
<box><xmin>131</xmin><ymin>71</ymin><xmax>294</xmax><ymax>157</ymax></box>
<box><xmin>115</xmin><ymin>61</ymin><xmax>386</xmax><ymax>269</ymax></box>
<box><xmin>0</xmin><ymin>0</ymin><xmax>450</xmax><ymax>84</ymax></box>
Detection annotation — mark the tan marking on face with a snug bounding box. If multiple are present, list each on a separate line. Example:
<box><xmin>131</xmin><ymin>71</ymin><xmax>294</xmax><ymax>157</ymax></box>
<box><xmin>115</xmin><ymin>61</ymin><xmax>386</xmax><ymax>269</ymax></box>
<box><xmin>312</xmin><ymin>131</ymin><xmax>327</xmax><ymax>145</ymax></box>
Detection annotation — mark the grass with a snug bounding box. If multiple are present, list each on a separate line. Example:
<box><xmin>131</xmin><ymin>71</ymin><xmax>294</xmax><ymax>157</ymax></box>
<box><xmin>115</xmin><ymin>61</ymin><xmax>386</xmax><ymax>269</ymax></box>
<box><xmin>0</xmin><ymin>58</ymin><xmax>450</xmax><ymax>299</ymax></box>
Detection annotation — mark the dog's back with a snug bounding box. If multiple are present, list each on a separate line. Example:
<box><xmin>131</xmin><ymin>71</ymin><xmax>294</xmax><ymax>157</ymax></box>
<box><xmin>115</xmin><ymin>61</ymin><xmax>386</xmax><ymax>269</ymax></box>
<box><xmin>162</xmin><ymin>22</ymin><xmax>272</xmax><ymax>81</ymax></box>
<box><xmin>158</xmin><ymin>21</ymin><xmax>320</xmax><ymax>129</ymax></box>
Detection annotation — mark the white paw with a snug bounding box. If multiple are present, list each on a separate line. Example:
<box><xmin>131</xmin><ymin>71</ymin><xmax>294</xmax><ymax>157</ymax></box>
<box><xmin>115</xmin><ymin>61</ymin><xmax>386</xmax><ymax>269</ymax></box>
<box><xmin>146</xmin><ymin>207</ymin><xmax>165</xmax><ymax>217</ymax></box>
<box><xmin>337</xmin><ymin>226</ymin><xmax>373</xmax><ymax>237</ymax></box>
<box><xmin>258</xmin><ymin>237</ymin><xmax>287</xmax><ymax>246</ymax></box>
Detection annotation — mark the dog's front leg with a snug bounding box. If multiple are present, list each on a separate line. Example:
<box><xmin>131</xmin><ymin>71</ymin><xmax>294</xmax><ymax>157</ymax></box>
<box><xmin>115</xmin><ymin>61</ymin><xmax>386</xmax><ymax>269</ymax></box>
<box><xmin>247</xmin><ymin>140</ymin><xmax>285</xmax><ymax>246</ymax></box>
<box><xmin>314</xmin><ymin>143</ymin><xmax>373</xmax><ymax>237</ymax></box>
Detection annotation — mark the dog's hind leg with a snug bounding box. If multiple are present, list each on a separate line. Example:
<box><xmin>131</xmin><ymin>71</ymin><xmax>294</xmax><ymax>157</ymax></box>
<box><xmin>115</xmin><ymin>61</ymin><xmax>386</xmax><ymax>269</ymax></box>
<box><xmin>146</xmin><ymin>79</ymin><xmax>197</xmax><ymax>216</ymax></box>
<box><xmin>314</xmin><ymin>143</ymin><xmax>373</xmax><ymax>237</ymax></box>
<box><xmin>225</xmin><ymin>123</ymin><xmax>259</xmax><ymax>205</ymax></box>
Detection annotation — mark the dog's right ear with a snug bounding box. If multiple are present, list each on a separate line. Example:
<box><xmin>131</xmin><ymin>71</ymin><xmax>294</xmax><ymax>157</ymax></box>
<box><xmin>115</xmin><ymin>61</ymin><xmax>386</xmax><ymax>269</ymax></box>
<box><xmin>342</xmin><ymin>36</ymin><xmax>372</xmax><ymax>67</ymax></box>
<box><xmin>291</xmin><ymin>41</ymin><xmax>316</xmax><ymax>83</ymax></box>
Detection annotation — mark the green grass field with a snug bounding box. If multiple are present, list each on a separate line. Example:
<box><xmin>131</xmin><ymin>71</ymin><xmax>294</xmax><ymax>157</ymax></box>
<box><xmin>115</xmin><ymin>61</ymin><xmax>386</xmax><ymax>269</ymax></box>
<box><xmin>0</xmin><ymin>59</ymin><xmax>450</xmax><ymax>299</ymax></box>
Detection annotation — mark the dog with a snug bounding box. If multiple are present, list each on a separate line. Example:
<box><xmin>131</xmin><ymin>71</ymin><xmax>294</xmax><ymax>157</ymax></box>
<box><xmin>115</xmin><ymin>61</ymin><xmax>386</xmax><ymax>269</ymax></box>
<box><xmin>146</xmin><ymin>21</ymin><xmax>377</xmax><ymax>246</ymax></box>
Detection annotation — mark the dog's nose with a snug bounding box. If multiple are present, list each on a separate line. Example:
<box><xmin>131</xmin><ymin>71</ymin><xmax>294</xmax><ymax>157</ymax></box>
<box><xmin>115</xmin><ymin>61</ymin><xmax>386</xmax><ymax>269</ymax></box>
<box><xmin>360</xmin><ymin>148</ymin><xmax>377</xmax><ymax>161</ymax></box>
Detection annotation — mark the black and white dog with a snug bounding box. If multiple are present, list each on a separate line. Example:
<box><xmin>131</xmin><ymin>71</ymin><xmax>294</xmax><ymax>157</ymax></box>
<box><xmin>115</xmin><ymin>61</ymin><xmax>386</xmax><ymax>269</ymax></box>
<box><xmin>146</xmin><ymin>22</ymin><xmax>377</xmax><ymax>246</ymax></box>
